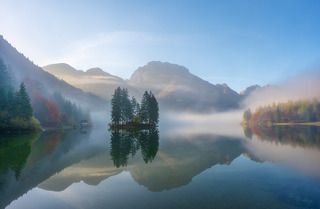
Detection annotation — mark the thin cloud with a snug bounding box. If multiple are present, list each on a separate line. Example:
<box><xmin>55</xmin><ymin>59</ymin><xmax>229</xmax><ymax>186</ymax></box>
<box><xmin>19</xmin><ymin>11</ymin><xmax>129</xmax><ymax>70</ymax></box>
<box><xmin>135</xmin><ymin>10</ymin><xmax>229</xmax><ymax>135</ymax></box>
<box><xmin>51</xmin><ymin>31</ymin><xmax>186</xmax><ymax>77</ymax></box>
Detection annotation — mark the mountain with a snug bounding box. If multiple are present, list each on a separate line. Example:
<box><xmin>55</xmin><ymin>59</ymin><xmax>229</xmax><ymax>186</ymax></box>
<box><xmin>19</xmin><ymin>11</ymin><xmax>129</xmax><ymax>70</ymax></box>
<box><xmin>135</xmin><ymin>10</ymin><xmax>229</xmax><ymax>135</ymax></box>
<box><xmin>44</xmin><ymin>61</ymin><xmax>241</xmax><ymax>111</ymax></box>
<box><xmin>129</xmin><ymin>61</ymin><xmax>241</xmax><ymax>111</ymax></box>
<box><xmin>43</xmin><ymin>63</ymin><xmax>126</xmax><ymax>100</ymax></box>
<box><xmin>240</xmin><ymin>85</ymin><xmax>261</xmax><ymax>97</ymax></box>
<box><xmin>0</xmin><ymin>35</ymin><xmax>106</xmax><ymax>111</ymax></box>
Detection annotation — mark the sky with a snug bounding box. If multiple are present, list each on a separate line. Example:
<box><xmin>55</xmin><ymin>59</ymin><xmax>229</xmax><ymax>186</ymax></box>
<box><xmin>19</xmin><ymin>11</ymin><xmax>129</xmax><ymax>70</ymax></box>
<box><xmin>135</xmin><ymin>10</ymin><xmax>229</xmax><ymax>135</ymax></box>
<box><xmin>1</xmin><ymin>0</ymin><xmax>320</xmax><ymax>91</ymax></box>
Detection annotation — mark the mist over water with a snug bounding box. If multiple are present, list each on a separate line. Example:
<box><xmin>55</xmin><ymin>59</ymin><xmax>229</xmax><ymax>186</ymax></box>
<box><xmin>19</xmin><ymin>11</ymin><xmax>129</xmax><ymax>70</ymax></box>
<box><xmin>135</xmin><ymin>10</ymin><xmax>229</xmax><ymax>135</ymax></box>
<box><xmin>160</xmin><ymin>110</ymin><xmax>244</xmax><ymax>138</ymax></box>
<box><xmin>243</xmin><ymin>70</ymin><xmax>320</xmax><ymax>109</ymax></box>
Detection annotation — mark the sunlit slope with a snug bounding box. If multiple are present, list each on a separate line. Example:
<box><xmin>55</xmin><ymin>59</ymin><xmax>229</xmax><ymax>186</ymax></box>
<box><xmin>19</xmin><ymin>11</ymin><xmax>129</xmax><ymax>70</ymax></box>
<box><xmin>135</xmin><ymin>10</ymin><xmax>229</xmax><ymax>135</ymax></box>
<box><xmin>44</xmin><ymin>61</ymin><xmax>241</xmax><ymax>111</ymax></box>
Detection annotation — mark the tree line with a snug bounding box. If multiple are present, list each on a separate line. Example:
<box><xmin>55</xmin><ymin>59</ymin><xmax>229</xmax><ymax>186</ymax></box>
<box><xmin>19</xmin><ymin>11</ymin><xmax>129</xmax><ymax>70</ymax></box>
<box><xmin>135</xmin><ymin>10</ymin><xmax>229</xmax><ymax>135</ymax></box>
<box><xmin>0</xmin><ymin>57</ymin><xmax>90</xmax><ymax>131</ymax></box>
<box><xmin>111</xmin><ymin>87</ymin><xmax>159</xmax><ymax>126</ymax></box>
<box><xmin>243</xmin><ymin>99</ymin><xmax>320</xmax><ymax>127</ymax></box>
<box><xmin>32</xmin><ymin>91</ymin><xmax>90</xmax><ymax>128</ymax></box>
<box><xmin>0</xmin><ymin>58</ymin><xmax>39</xmax><ymax>131</ymax></box>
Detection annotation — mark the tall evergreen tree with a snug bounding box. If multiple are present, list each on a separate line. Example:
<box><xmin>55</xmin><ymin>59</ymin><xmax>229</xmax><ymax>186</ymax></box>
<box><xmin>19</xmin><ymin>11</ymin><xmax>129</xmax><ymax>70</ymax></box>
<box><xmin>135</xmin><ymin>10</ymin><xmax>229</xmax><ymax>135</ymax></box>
<box><xmin>111</xmin><ymin>87</ymin><xmax>121</xmax><ymax>124</ymax></box>
<box><xmin>131</xmin><ymin>96</ymin><xmax>140</xmax><ymax>116</ymax></box>
<box><xmin>16</xmin><ymin>83</ymin><xmax>33</xmax><ymax>120</ymax></box>
<box><xmin>148</xmin><ymin>92</ymin><xmax>159</xmax><ymax>125</ymax></box>
<box><xmin>0</xmin><ymin>58</ymin><xmax>11</xmax><ymax>89</ymax></box>
<box><xmin>0</xmin><ymin>58</ymin><xmax>13</xmax><ymax>128</ymax></box>
<box><xmin>120</xmin><ymin>88</ymin><xmax>133</xmax><ymax>123</ymax></box>
<box><xmin>139</xmin><ymin>91</ymin><xmax>150</xmax><ymax>123</ymax></box>
<box><xmin>0</xmin><ymin>58</ymin><xmax>11</xmax><ymax>111</ymax></box>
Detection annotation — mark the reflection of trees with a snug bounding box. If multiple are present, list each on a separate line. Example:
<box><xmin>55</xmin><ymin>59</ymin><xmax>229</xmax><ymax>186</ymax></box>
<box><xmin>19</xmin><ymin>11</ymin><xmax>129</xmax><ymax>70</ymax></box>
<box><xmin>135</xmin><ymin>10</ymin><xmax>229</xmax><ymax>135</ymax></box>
<box><xmin>139</xmin><ymin>129</ymin><xmax>159</xmax><ymax>163</ymax></box>
<box><xmin>244</xmin><ymin>125</ymin><xmax>320</xmax><ymax>148</ymax></box>
<box><xmin>0</xmin><ymin>129</ymin><xmax>93</xmax><ymax>209</ymax></box>
<box><xmin>0</xmin><ymin>134</ymin><xmax>37</xmax><ymax>179</ymax></box>
<box><xmin>110</xmin><ymin>128</ymin><xmax>159</xmax><ymax>167</ymax></box>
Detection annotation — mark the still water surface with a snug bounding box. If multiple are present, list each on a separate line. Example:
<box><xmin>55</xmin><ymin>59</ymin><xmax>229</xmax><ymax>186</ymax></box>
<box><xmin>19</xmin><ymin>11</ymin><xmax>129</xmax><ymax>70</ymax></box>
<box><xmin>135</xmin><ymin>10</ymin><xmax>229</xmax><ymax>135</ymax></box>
<box><xmin>1</xmin><ymin>121</ymin><xmax>320</xmax><ymax>209</ymax></box>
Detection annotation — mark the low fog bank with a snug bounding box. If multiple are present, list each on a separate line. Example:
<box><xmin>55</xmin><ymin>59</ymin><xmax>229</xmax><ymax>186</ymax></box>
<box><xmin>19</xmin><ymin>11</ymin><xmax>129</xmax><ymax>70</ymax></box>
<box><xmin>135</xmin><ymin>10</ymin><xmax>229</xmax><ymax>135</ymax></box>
<box><xmin>243</xmin><ymin>70</ymin><xmax>320</xmax><ymax>110</ymax></box>
<box><xmin>160</xmin><ymin>110</ymin><xmax>244</xmax><ymax>138</ymax></box>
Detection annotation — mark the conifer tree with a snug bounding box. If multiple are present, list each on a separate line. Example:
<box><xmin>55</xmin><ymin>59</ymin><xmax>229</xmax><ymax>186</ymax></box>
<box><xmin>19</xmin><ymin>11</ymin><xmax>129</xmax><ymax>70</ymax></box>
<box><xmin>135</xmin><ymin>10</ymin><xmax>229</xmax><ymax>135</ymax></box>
<box><xmin>148</xmin><ymin>92</ymin><xmax>159</xmax><ymax>125</ymax></box>
<box><xmin>111</xmin><ymin>87</ymin><xmax>121</xmax><ymax>124</ymax></box>
<box><xmin>139</xmin><ymin>91</ymin><xmax>150</xmax><ymax>123</ymax></box>
<box><xmin>0</xmin><ymin>58</ymin><xmax>11</xmax><ymax>89</ymax></box>
<box><xmin>120</xmin><ymin>88</ymin><xmax>133</xmax><ymax>123</ymax></box>
<box><xmin>17</xmin><ymin>83</ymin><xmax>33</xmax><ymax>120</ymax></box>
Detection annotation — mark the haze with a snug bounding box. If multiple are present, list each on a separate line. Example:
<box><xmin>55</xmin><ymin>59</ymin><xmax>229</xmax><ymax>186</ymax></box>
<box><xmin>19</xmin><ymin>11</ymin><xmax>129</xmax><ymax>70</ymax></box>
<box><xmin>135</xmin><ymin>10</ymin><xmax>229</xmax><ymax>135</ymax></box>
<box><xmin>1</xmin><ymin>0</ymin><xmax>320</xmax><ymax>91</ymax></box>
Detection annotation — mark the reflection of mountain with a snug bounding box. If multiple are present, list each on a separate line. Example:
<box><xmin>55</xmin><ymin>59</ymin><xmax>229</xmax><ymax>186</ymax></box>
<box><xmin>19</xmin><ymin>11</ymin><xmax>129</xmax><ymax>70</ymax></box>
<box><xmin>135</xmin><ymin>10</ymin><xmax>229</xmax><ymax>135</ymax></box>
<box><xmin>44</xmin><ymin>61</ymin><xmax>241</xmax><ymax>111</ymax></box>
<box><xmin>39</xmin><ymin>134</ymin><xmax>247</xmax><ymax>193</ymax></box>
<box><xmin>131</xmin><ymin>136</ymin><xmax>245</xmax><ymax>191</ymax></box>
<box><xmin>244</xmin><ymin>125</ymin><xmax>320</xmax><ymax>149</ymax></box>
<box><xmin>0</xmin><ymin>129</ymin><xmax>105</xmax><ymax>209</ymax></box>
<box><xmin>110</xmin><ymin>129</ymin><xmax>159</xmax><ymax>167</ymax></box>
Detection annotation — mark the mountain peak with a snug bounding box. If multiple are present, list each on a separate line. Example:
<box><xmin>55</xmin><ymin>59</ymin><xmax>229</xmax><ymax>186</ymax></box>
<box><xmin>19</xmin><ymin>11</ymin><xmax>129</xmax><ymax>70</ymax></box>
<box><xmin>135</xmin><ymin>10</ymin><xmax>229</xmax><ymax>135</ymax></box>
<box><xmin>86</xmin><ymin>67</ymin><xmax>110</xmax><ymax>76</ymax></box>
<box><xmin>43</xmin><ymin>63</ymin><xmax>80</xmax><ymax>76</ymax></box>
<box><xmin>240</xmin><ymin>85</ymin><xmax>261</xmax><ymax>96</ymax></box>
<box><xmin>143</xmin><ymin>61</ymin><xmax>190</xmax><ymax>74</ymax></box>
<box><xmin>129</xmin><ymin>61</ymin><xmax>190</xmax><ymax>84</ymax></box>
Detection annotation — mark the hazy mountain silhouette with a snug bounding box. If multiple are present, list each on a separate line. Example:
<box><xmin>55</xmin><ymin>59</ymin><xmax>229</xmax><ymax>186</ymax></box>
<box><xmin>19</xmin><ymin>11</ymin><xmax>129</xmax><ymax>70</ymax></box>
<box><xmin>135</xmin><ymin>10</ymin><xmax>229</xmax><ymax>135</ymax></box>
<box><xmin>240</xmin><ymin>85</ymin><xmax>262</xmax><ymax>97</ymax></box>
<box><xmin>44</xmin><ymin>61</ymin><xmax>242</xmax><ymax>111</ymax></box>
<box><xmin>0</xmin><ymin>35</ymin><xmax>106</xmax><ymax>110</ymax></box>
<box><xmin>43</xmin><ymin>63</ymin><xmax>126</xmax><ymax>100</ymax></box>
<box><xmin>130</xmin><ymin>61</ymin><xmax>241</xmax><ymax>111</ymax></box>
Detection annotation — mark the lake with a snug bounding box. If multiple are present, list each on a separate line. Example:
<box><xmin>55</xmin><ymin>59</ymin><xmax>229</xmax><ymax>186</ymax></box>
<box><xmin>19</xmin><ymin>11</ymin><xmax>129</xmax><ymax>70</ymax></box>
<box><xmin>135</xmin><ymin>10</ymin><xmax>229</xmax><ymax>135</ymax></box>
<box><xmin>1</xmin><ymin>119</ymin><xmax>320</xmax><ymax>209</ymax></box>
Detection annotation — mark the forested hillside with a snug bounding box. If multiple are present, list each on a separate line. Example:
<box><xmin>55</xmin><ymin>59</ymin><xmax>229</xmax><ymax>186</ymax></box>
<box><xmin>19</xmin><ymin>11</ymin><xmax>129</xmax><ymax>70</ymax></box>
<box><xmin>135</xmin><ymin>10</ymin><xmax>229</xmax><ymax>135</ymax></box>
<box><xmin>0</xmin><ymin>56</ymin><xmax>89</xmax><ymax>130</ymax></box>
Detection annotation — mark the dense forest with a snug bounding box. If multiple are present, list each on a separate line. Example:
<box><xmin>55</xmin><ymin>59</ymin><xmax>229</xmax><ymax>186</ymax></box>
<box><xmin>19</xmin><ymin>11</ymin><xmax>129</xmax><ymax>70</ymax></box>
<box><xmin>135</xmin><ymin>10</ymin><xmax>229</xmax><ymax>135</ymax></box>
<box><xmin>243</xmin><ymin>99</ymin><xmax>320</xmax><ymax>127</ymax></box>
<box><xmin>0</xmin><ymin>58</ymin><xmax>90</xmax><ymax>132</ymax></box>
<box><xmin>0</xmin><ymin>58</ymin><xmax>40</xmax><ymax>131</ymax></box>
<box><xmin>110</xmin><ymin>87</ymin><xmax>159</xmax><ymax>128</ymax></box>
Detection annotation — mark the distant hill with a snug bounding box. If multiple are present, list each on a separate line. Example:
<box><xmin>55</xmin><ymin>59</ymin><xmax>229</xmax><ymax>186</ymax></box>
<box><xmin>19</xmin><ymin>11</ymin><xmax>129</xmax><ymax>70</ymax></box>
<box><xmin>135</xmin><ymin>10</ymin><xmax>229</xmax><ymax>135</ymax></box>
<box><xmin>44</xmin><ymin>61</ymin><xmax>242</xmax><ymax>112</ymax></box>
<box><xmin>43</xmin><ymin>63</ymin><xmax>126</xmax><ymax>100</ymax></box>
<box><xmin>0</xmin><ymin>35</ymin><xmax>106</xmax><ymax>111</ymax></box>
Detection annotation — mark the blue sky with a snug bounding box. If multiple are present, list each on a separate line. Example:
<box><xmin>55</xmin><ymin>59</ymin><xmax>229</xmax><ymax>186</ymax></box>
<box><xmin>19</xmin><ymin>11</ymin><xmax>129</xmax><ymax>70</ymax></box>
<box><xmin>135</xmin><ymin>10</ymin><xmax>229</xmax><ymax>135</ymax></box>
<box><xmin>1</xmin><ymin>0</ymin><xmax>320</xmax><ymax>91</ymax></box>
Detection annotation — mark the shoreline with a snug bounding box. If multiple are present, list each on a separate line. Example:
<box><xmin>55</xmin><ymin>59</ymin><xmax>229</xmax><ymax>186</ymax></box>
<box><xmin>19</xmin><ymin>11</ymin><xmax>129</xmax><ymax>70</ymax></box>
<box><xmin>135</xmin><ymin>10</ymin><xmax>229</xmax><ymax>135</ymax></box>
<box><xmin>272</xmin><ymin>122</ymin><xmax>320</xmax><ymax>126</ymax></box>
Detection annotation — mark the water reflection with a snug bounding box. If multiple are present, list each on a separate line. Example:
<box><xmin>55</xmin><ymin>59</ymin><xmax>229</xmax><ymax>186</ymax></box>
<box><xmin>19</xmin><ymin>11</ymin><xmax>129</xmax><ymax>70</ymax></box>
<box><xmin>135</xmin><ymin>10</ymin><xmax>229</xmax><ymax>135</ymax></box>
<box><xmin>110</xmin><ymin>128</ymin><xmax>159</xmax><ymax>167</ymax></box>
<box><xmin>1</xmin><ymin>122</ymin><xmax>320</xmax><ymax>209</ymax></box>
<box><xmin>0</xmin><ymin>129</ymin><xmax>104</xmax><ymax>209</ymax></box>
<box><xmin>0</xmin><ymin>134</ymin><xmax>37</xmax><ymax>180</ymax></box>
<box><xmin>244</xmin><ymin>125</ymin><xmax>320</xmax><ymax>148</ymax></box>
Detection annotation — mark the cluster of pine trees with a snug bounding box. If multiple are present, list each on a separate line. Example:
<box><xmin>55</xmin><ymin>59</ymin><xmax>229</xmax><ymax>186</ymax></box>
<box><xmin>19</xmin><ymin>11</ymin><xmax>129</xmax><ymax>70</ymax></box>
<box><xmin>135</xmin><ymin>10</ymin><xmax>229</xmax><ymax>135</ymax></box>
<box><xmin>243</xmin><ymin>99</ymin><xmax>320</xmax><ymax>127</ymax></box>
<box><xmin>111</xmin><ymin>87</ymin><xmax>159</xmax><ymax>126</ymax></box>
<box><xmin>0</xmin><ymin>59</ymin><xmax>39</xmax><ymax>131</ymax></box>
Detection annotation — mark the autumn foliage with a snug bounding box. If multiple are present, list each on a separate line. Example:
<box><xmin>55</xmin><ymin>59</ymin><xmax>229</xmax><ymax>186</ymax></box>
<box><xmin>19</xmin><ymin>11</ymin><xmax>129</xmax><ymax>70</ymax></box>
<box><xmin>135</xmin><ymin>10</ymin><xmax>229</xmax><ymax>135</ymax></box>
<box><xmin>243</xmin><ymin>99</ymin><xmax>320</xmax><ymax>127</ymax></box>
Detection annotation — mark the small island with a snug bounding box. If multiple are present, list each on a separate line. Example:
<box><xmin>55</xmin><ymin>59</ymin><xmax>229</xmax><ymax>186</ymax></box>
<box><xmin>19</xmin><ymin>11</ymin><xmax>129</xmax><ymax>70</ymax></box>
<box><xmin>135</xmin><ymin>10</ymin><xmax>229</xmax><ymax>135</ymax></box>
<box><xmin>109</xmin><ymin>87</ymin><xmax>159</xmax><ymax>129</ymax></box>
